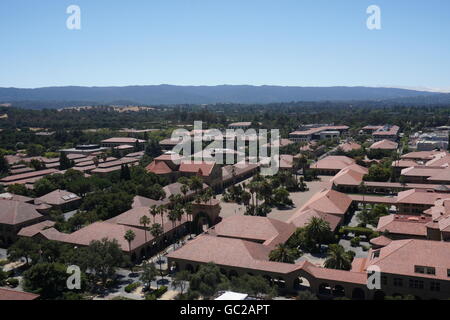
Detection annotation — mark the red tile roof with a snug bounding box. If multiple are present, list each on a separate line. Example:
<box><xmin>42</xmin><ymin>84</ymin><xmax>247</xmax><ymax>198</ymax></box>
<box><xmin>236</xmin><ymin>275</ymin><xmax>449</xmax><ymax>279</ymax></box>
<box><xmin>179</xmin><ymin>161</ymin><xmax>216</xmax><ymax>177</ymax></box>
<box><xmin>298</xmin><ymin>189</ymin><xmax>353</xmax><ymax>216</ymax></box>
<box><xmin>0</xmin><ymin>288</ymin><xmax>39</xmax><ymax>300</ymax></box>
<box><xmin>401</xmin><ymin>151</ymin><xmax>444</xmax><ymax>161</ymax></box>
<box><xmin>330</xmin><ymin>164</ymin><xmax>368</xmax><ymax>186</ymax></box>
<box><xmin>0</xmin><ymin>200</ymin><xmax>44</xmax><ymax>226</ymax></box>
<box><xmin>145</xmin><ymin>160</ymin><xmax>173</xmax><ymax>175</ymax></box>
<box><xmin>35</xmin><ymin>190</ymin><xmax>81</xmax><ymax>206</ymax></box>
<box><xmin>211</xmin><ymin>216</ymin><xmax>296</xmax><ymax>247</ymax></box>
<box><xmin>369</xmin><ymin>235</ymin><xmax>392</xmax><ymax>247</ymax></box>
<box><xmin>0</xmin><ymin>169</ymin><xmax>60</xmax><ymax>184</ymax></box>
<box><xmin>167</xmin><ymin>234</ymin><xmax>303</xmax><ymax>275</ymax></box>
<box><xmin>311</xmin><ymin>156</ymin><xmax>355</xmax><ymax>171</ymax></box>
<box><xmin>364</xmin><ymin>239</ymin><xmax>450</xmax><ymax>281</ymax></box>
<box><xmin>18</xmin><ymin>220</ymin><xmax>55</xmax><ymax>237</ymax></box>
<box><xmin>396</xmin><ymin>189</ymin><xmax>450</xmax><ymax>205</ymax></box>
<box><xmin>339</xmin><ymin>142</ymin><xmax>361</xmax><ymax>152</ymax></box>
<box><xmin>369</xmin><ymin>139</ymin><xmax>398</xmax><ymax>150</ymax></box>
<box><xmin>288</xmin><ymin>208</ymin><xmax>343</xmax><ymax>231</ymax></box>
<box><xmin>40</xmin><ymin>222</ymin><xmax>149</xmax><ymax>252</ymax></box>
<box><xmin>391</xmin><ymin>160</ymin><xmax>418</xmax><ymax>168</ymax></box>
<box><xmin>131</xmin><ymin>195</ymin><xmax>168</xmax><ymax>208</ymax></box>
<box><xmin>377</xmin><ymin>215</ymin><xmax>429</xmax><ymax>237</ymax></box>
<box><xmin>372</xmin><ymin>125</ymin><xmax>400</xmax><ymax>136</ymax></box>
<box><xmin>101</xmin><ymin>137</ymin><xmax>145</xmax><ymax>144</ymax></box>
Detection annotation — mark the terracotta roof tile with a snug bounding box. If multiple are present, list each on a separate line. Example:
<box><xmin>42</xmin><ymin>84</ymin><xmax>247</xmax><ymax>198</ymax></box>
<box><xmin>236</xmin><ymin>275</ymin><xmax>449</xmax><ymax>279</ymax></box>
<box><xmin>311</xmin><ymin>156</ymin><xmax>355</xmax><ymax>171</ymax></box>
<box><xmin>0</xmin><ymin>288</ymin><xmax>39</xmax><ymax>300</ymax></box>
<box><xmin>211</xmin><ymin>216</ymin><xmax>296</xmax><ymax>247</ymax></box>
<box><xmin>0</xmin><ymin>200</ymin><xmax>43</xmax><ymax>225</ymax></box>
<box><xmin>298</xmin><ymin>189</ymin><xmax>352</xmax><ymax>216</ymax></box>
<box><xmin>369</xmin><ymin>139</ymin><xmax>398</xmax><ymax>150</ymax></box>
<box><xmin>364</xmin><ymin>239</ymin><xmax>450</xmax><ymax>281</ymax></box>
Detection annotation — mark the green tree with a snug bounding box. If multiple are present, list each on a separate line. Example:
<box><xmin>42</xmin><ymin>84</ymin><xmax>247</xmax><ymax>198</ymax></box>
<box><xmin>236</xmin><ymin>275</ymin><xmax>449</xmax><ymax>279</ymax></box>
<box><xmin>305</xmin><ymin>217</ymin><xmax>333</xmax><ymax>251</ymax></box>
<box><xmin>150</xmin><ymin>223</ymin><xmax>164</xmax><ymax>280</ymax></box>
<box><xmin>230</xmin><ymin>274</ymin><xmax>277</xmax><ymax>299</ymax></box>
<box><xmin>145</xmin><ymin>140</ymin><xmax>162</xmax><ymax>157</ymax></box>
<box><xmin>172</xmin><ymin>270</ymin><xmax>190</xmax><ymax>297</ymax></box>
<box><xmin>149</xmin><ymin>205</ymin><xmax>158</xmax><ymax>224</ymax></box>
<box><xmin>33</xmin><ymin>178</ymin><xmax>57</xmax><ymax>197</ymax></box>
<box><xmin>0</xmin><ymin>154</ymin><xmax>9</xmax><ymax>175</ymax></box>
<box><xmin>22</xmin><ymin>262</ymin><xmax>70</xmax><ymax>299</ymax></box>
<box><xmin>189</xmin><ymin>176</ymin><xmax>204</xmax><ymax>198</ymax></box>
<box><xmin>27</xmin><ymin>144</ymin><xmax>45</xmax><ymax>156</ymax></box>
<box><xmin>139</xmin><ymin>215</ymin><xmax>151</xmax><ymax>243</ymax></box>
<box><xmin>124</xmin><ymin>230</ymin><xmax>136</xmax><ymax>252</ymax></box>
<box><xmin>296</xmin><ymin>290</ymin><xmax>318</xmax><ymax>300</ymax></box>
<box><xmin>188</xmin><ymin>263</ymin><xmax>229</xmax><ymax>299</ymax></box>
<box><xmin>180</xmin><ymin>184</ymin><xmax>189</xmax><ymax>202</ymax></box>
<box><xmin>269</xmin><ymin>243</ymin><xmax>298</xmax><ymax>264</ymax></box>
<box><xmin>324</xmin><ymin>244</ymin><xmax>354</xmax><ymax>271</ymax></box>
<box><xmin>59</xmin><ymin>153</ymin><xmax>72</xmax><ymax>170</ymax></box>
<box><xmin>272</xmin><ymin>187</ymin><xmax>293</xmax><ymax>207</ymax></box>
<box><xmin>7</xmin><ymin>183</ymin><xmax>30</xmax><ymax>196</ymax></box>
<box><xmin>76</xmin><ymin>238</ymin><xmax>126</xmax><ymax>287</ymax></box>
<box><xmin>120</xmin><ymin>164</ymin><xmax>131</xmax><ymax>181</ymax></box>
<box><xmin>8</xmin><ymin>237</ymin><xmax>40</xmax><ymax>266</ymax></box>
<box><xmin>140</xmin><ymin>261</ymin><xmax>158</xmax><ymax>289</ymax></box>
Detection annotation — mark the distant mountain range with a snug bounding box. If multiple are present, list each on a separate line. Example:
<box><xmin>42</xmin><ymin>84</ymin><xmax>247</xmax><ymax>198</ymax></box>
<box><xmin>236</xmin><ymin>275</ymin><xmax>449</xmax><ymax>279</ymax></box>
<box><xmin>0</xmin><ymin>85</ymin><xmax>449</xmax><ymax>109</ymax></box>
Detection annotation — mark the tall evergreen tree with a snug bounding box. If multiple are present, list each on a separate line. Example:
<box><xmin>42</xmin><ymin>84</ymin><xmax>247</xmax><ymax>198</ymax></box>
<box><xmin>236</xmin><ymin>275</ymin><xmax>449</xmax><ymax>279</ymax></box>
<box><xmin>59</xmin><ymin>153</ymin><xmax>72</xmax><ymax>170</ymax></box>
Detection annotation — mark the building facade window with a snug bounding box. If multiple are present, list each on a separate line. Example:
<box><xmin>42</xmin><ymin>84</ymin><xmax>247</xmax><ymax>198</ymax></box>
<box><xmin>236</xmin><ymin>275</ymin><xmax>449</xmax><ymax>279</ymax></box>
<box><xmin>415</xmin><ymin>266</ymin><xmax>436</xmax><ymax>275</ymax></box>
<box><xmin>393</xmin><ymin>278</ymin><xmax>403</xmax><ymax>287</ymax></box>
<box><xmin>430</xmin><ymin>282</ymin><xmax>440</xmax><ymax>292</ymax></box>
<box><xmin>409</xmin><ymin>279</ymin><xmax>424</xmax><ymax>289</ymax></box>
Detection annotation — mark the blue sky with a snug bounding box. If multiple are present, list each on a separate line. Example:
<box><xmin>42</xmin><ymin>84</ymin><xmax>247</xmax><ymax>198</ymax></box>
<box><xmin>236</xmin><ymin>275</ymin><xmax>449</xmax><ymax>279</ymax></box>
<box><xmin>1</xmin><ymin>0</ymin><xmax>450</xmax><ymax>90</ymax></box>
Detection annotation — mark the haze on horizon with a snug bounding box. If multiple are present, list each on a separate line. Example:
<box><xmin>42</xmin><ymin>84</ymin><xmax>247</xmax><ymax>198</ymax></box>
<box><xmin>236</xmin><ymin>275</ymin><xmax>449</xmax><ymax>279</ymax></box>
<box><xmin>1</xmin><ymin>0</ymin><xmax>450</xmax><ymax>90</ymax></box>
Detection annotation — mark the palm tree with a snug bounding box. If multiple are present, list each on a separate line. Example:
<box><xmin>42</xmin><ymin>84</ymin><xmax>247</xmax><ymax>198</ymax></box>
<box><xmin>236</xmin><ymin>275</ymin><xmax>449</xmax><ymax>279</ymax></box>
<box><xmin>269</xmin><ymin>244</ymin><xmax>297</xmax><ymax>264</ymax></box>
<box><xmin>150</xmin><ymin>223</ymin><xmax>164</xmax><ymax>286</ymax></box>
<box><xmin>124</xmin><ymin>229</ymin><xmax>136</xmax><ymax>253</ymax></box>
<box><xmin>168</xmin><ymin>207</ymin><xmax>183</xmax><ymax>249</ymax></box>
<box><xmin>231</xmin><ymin>166</ymin><xmax>237</xmax><ymax>185</ymax></box>
<box><xmin>168</xmin><ymin>210</ymin><xmax>178</xmax><ymax>230</ymax></box>
<box><xmin>241</xmin><ymin>191</ymin><xmax>251</xmax><ymax>208</ymax></box>
<box><xmin>324</xmin><ymin>244</ymin><xmax>353</xmax><ymax>270</ymax></box>
<box><xmin>158</xmin><ymin>205</ymin><xmax>166</xmax><ymax>232</ymax></box>
<box><xmin>185</xmin><ymin>203</ymin><xmax>194</xmax><ymax>238</ymax></box>
<box><xmin>205</xmin><ymin>187</ymin><xmax>214</xmax><ymax>205</ymax></box>
<box><xmin>149</xmin><ymin>205</ymin><xmax>158</xmax><ymax>224</ymax></box>
<box><xmin>139</xmin><ymin>215</ymin><xmax>151</xmax><ymax>243</ymax></box>
<box><xmin>150</xmin><ymin>223</ymin><xmax>163</xmax><ymax>242</ymax></box>
<box><xmin>306</xmin><ymin>217</ymin><xmax>331</xmax><ymax>251</ymax></box>
<box><xmin>168</xmin><ymin>194</ymin><xmax>176</xmax><ymax>209</ymax></box>
<box><xmin>189</xmin><ymin>176</ymin><xmax>204</xmax><ymax>198</ymax></box>
<box><xmin>358</xmin><ymin>181</ymin><xmax>367</xmax><ymax>209</ymax></box>
<box><xmin>248</xmin><ymin>182</ymin><xmax>258</xmax><ymax>208</ymax></box>
<box><xmin>180</xmin><ymin>184</ymin><xmax>189</xmax><ymax>203</ymax></box>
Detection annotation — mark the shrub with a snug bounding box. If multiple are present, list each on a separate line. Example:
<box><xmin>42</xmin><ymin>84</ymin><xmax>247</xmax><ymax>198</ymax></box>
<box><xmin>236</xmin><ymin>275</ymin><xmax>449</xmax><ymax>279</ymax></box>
<box><xmin>368</xmin><ymin>231</ymin><xmax>381</xmax><ymax>240</ymax></box>
<box><xmin>0</xmin><ymin>259</ymin><xmax>8</xmax><ymax>266</ymax></box>
<box><xmin>6</xmin><ymin>278</ymin><xmax>19</xmax><ymax>288</ymax></box>
<box><xmin>350</xmin><ymin>237</ymin><xmax>361</xmax><ymax>247</ymax></box>
<box><xmin>154</xmin><ymin>285</ymin><xmax>168</xmax><ymax>298</ymax></box>
<box><xmin>340</xmin><ymin>226</ymin><xmax>374</xmax><ymax>237</ymax></box>
<box><xmin>124</xmin><ymin>282</ymin><xmax>141</xmax><ymax>293</ymax></box>
<box><xmin>362</xmin><ymin>245</ymin><xmax>370</xmax><ymax>252</ymax></box>
<box><xmin>145</xmin><ymin>294</ymin><xmax>157</xmax><ymax>300</ymax></box>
